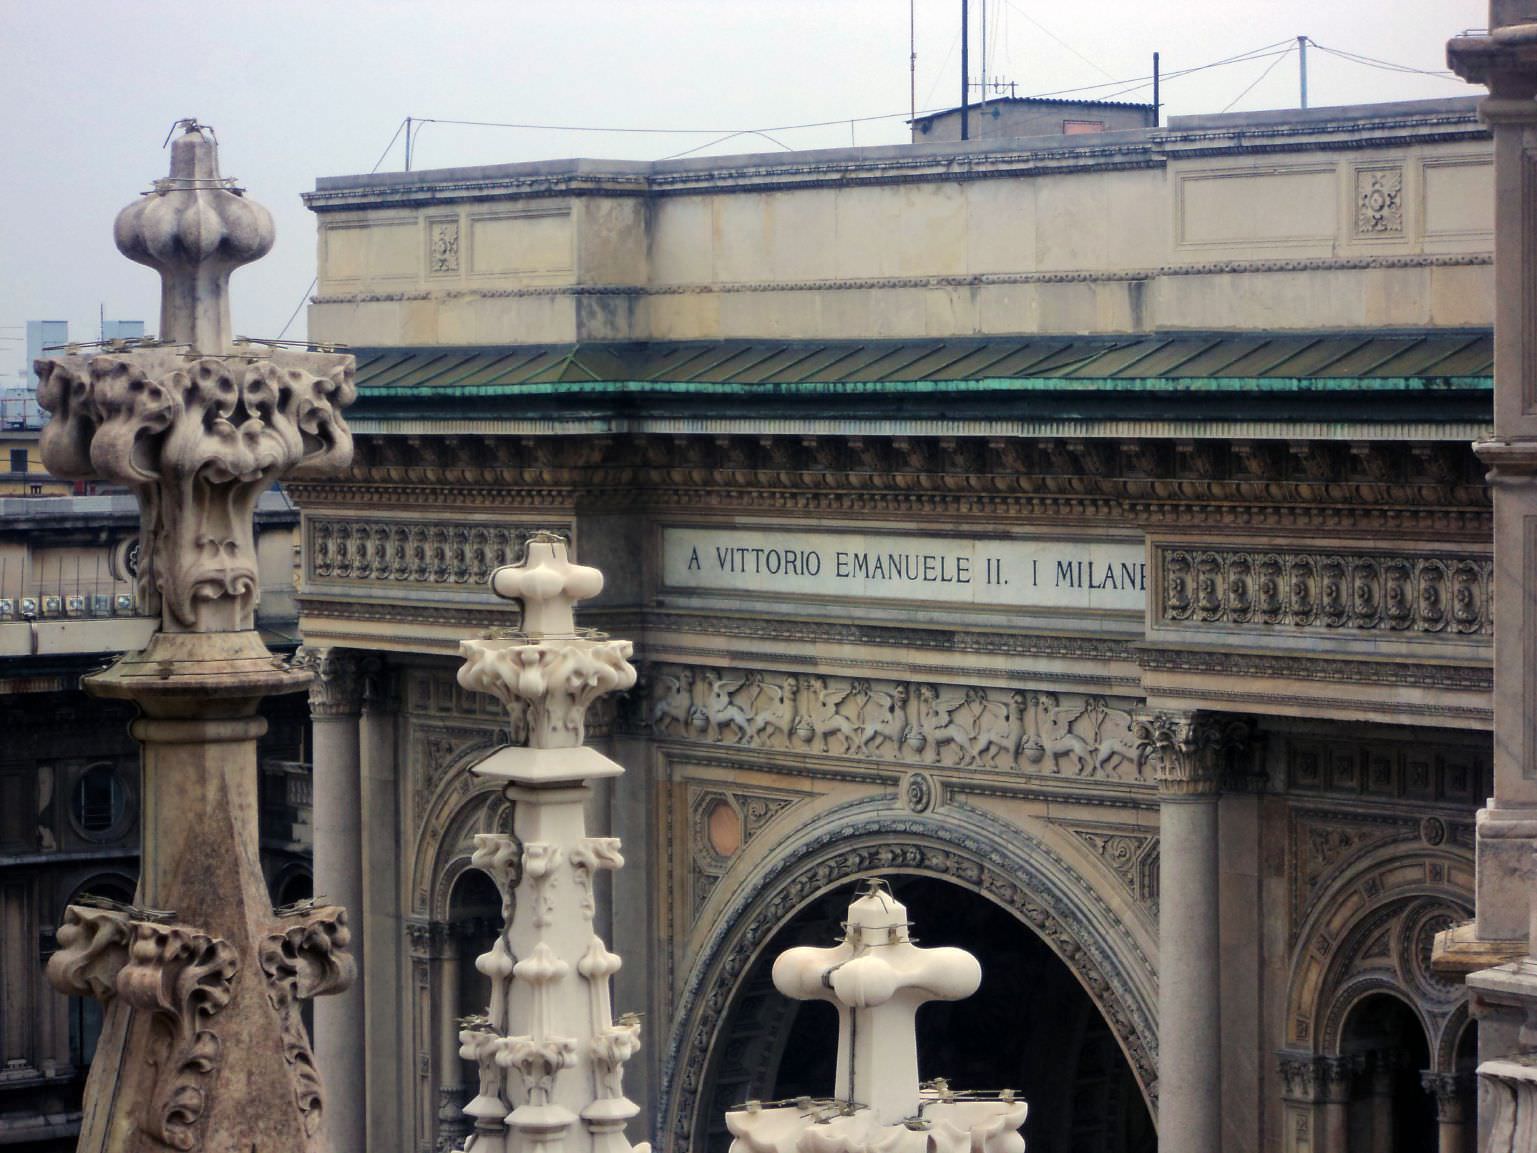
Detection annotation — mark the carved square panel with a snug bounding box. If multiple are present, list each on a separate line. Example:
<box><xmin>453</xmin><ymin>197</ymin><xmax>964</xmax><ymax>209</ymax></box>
<box><xmin>1442</xmin><ymin>756</ymin><xmax>1476</xmax><ymax>802</ymax></box>
<box><xmin>1355</xmin><ymin>166</ymin><xmax>1405</xmax><ymax>236</ymax></box>
<box><xmin>1404</xmin><ymin>755</ymin><xmax>1435</xmax><ymax>800</ymax></box>
<box><xmin>1289</xmin><ymin>744</ymin><xmax>1323</xmax><ymax>789</ymax></box>
<box><xmin>1364</xmin><ymin>750</ymin><xmax>1397</xmax><ymax>797</ymax></box>
<box><xmin>1326</xmin><ymin>746</ymin><xmax>1360</xmax><ymax>793</ymax></box>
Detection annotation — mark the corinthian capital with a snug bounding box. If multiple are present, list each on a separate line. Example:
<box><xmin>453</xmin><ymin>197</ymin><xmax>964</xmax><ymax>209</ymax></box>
<box><xmin>294</xmin><ymin>647</ymin><xmax>363</xmax><ymax>717</ymax></box>
<box><xmin>1133</xmin><ymin>710</ymin><xmax>1249</xmax><ymax>798</ymax></box>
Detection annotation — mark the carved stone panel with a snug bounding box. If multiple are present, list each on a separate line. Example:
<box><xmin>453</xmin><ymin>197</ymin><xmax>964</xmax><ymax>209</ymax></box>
<box><xmin>644</xmin><ymin>662</ymin><xmax>1147</xmax><ymax>783</ymax></box>
<box><xmin>307</xmin><ymin>519</ymin><xmax>537</xmax><ymax>588</ymax></box>
<box><xmin>1158</xmin><ymin>545</ymin><xmax>1492</xmax><ymax>636</ymax></box>
<box><xmin>1356</xmin><ymin>167</ymin><xmax>1405</xmax><ymax>235</ymax></box>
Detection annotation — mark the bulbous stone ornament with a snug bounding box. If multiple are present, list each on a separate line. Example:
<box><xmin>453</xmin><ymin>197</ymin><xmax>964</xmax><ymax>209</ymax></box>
<box><xmin>35</xmin><ymin>123</ymin><xmax>354</xmax><ymax>635</ymax></box>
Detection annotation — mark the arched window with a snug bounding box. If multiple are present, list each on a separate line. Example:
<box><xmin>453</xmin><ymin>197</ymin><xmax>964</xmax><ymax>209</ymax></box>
<box><xmin>70</xmin><ymin>762</ymin><xmax>131</xmax><ymax>840</ymax></box>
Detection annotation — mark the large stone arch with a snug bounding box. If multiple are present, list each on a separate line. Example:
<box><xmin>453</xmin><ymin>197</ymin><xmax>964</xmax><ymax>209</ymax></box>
<box><xmin>1284</xmin><ymin>839</ymin><xmax>1473</xmax><ymax>1059</ymax></box>
<box><xmin>658</xmin><ymin>794</ymin><xmax>1159</xmax><ymax>1153</ymax></box>
<box><xmin>408</xmin><ymin>734</ymin><xmax>508</xmax><ymax>920</ymax></box>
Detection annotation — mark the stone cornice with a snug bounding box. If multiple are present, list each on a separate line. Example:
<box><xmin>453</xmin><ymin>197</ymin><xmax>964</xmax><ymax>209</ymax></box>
<box><xmin>306</xmin><ymin>101</ymin><xmax>1484</xmax><ymax>212</ymax></box>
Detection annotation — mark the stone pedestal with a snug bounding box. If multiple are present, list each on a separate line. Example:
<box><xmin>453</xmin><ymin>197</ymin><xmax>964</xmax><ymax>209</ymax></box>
<box><xmin>1442</xmin><ymin>13</ymin><xmax>1537</xmax><ymax>1151</ymax></box>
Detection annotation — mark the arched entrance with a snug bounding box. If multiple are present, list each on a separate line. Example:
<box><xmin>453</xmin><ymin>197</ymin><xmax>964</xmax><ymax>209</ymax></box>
<box><xmin>702</xmin><ymin>874</ymin><xmax>1155</xmax><ymax>1153</ymax></box>
<box><xmin>661</xmin><ymin>802</ymin><xmax>1157</xmax><ymax>1153</ymax></box>
<box><xmin>1338</xmin><ymin>993</ymin><xmax>1433</xmax><ymax>1153</ymax></box>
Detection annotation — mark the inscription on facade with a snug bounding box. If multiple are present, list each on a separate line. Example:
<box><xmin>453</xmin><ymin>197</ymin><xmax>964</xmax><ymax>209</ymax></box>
<box><xmin>663</xmin><ymin>527</ymin><xmax>1146</xmax><ymax>612</ymax></box>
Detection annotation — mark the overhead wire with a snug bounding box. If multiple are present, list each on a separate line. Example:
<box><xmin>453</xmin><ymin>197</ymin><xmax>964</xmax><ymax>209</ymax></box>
<box><xmin>1000</xmin><ymin>0</ymin><xmax>1117</xmax><ymax>82</ymax></box>
<box><xmin>1220</xmin><ymin>41</ymin><xmax>1294</xmax><ymax>112</ymax></box>
<box><xmin>1305</xmin><ymin>41</ymin><xmax>1461</xmax><ymax>80</ymax></box>
<box><xmin>277</xmin><ymin>117</ymin><xmax>408</xmax><ymax>341</ymax></box>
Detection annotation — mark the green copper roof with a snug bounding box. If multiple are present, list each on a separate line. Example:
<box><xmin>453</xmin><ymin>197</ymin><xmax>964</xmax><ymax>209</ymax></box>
<box><xmin>350</xmin><ymin>332</ymin><xmax>1492</xmax><ymax>397</ymax></box>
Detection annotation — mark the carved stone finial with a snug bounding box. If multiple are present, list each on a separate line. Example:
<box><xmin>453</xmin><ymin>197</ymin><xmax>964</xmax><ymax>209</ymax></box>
<box><xmin>489</xmin><ymin>531</ymin><xmax>604</xmax><ymax>638</ymax></box>
<box><xmin>728</xmin><ymin>879</ymin><xmax>1026</xmax><ymax>1153</ymax></box>
<box><xmin>459</xmin><ymin>535</ymin><xmax>635</xmax><ymax>750</ymax></box>
<box><xmin>115</xmin><ymin>121</ymin><xmax>273</xmax><ymax>354</ymax></box>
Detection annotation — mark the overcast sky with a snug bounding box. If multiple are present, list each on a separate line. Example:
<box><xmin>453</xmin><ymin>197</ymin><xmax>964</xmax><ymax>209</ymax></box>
<box><xmin>0</xmin><ymin>0</ymin><xmax>1487</xmax><ymax>366</ymax></box>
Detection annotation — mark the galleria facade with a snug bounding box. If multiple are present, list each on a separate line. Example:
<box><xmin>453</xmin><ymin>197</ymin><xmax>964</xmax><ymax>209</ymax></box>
<box><xmin>290</xmin><ymin>96</ymin><xmax>1494</xmax><ymax>1153</ymax></box>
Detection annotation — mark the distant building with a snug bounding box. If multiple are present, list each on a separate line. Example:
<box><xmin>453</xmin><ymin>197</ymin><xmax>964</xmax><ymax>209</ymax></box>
<box><xmin>98</xmin><ymin>320</ymin><xmax>143</xmax><ymax>343</ymax></box>
<box><xmin>23</xmin><ymin>323</ymin><xmax>66</xmax><ymax>389</ymax></box>
<box><xmin>910</xmin><ymin>96</ymin><xmax>1156</xmax><ymax>142</ymax></box>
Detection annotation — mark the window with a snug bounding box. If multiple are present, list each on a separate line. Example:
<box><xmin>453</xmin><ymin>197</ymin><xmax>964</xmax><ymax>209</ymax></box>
<box><xmin>1063</xmin><ymin>119</ymin><xmax>1106</xmax><ymax>134</ymax></box>
<box><xmin>72</xmin><ymin>764</ymin><xmax>125</xmax><ymax>835</ymax></box>
<box><xmin>9</xmin><ymin>449</ymin><xmax>25</xmax><ymax>473</ymax></box>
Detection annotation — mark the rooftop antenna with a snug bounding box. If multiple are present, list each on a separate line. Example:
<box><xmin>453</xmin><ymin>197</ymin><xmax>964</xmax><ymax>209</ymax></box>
<box><xmin>910</xmin><ymin>0</ymin><xmax>916</xmax><ymax>125</ymax></box>
<box><xmin>960</xmin><ymin>0</ymin><xmax>970</xmax><ymax>140</ymax></box>
<box><xmin>980</xmin><ymin>0</ymin><xmax>988</xmax><ymax>114</ymax></box>
<box><xmin>1298</xmin><ymin>35</ymin><xmax>1309</xmax><ymax>108</ymax></box>
<box><xmin>1153</xmin><ymin>51</ymin><xmax>1161</xmax><ymax>126</ymax></box>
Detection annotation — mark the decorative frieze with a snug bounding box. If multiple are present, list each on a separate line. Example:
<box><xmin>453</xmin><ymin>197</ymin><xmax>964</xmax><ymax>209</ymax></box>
<box><xmin>307</xmin><ymin>519</ymin><xmax>539</xmax><ymax>587</ymax></box>
<box><xmin>429</xmin><ymin>220</ymin><xmax>460</xmax><ymax>274</ymax></box>
<box><xmin>1159</xmin><ymin>546</ymin><xmax>1493</xmax><ymax>636</ymax></box>
<box><xmin>646</xmin><ymin>663</ymin><xmax>1146</xmax><ymax>783</ymax></box>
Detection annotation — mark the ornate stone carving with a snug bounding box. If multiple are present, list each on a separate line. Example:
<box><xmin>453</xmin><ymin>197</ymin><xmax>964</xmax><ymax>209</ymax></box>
<box><xmin>430</xmin><ymin>220</ymin><xmax>460</xmax><ymax>273</ymax></box>
<box><xmin>1068</xmin><ymin>826</ymin><xmax>1159</xmax><ymax>911</ymax></box>
<box><xmin>259</xmin><ymin>905</ymin><xmax>356</xmax><ymax>1137</ymax></box>
<box><xmin>1479</xmin><ymin>1060</ymin><xmax>1537</xmax><ymax>1152</ymax></box>
<box><xmin>1277</xmin><ymin>1054</ymin><xmax>1322</xmax><ymax>1101</ymax></box>
<box><xmin>660</xmin><ymin>818</ymin><xmax>1156</xmax><ymax>1152</ymax></box>
<box><xmin>1158</xmin><ymin>546</ymin><xmax>1493</xmax><ymax>637</ymax></box>
<box><xmin>295</xmin><ymin>647</ymin><xmax>363</xmax><ymax>717</ymax></box>
<box><xmin>647</xmin><ymin>662</ymin><xmax>1146</xmax><ymax>782</ymax></box>
<box><xmin>1356</xmin><ymin>168</ymin><xmax>1405</xmax><ymax>235</ymax></box>
<box><xmin>47</xmin><ymin>904</ymin><xmax>240</xmax><ymax>1151</ymax></box>
<box><xmin>1133</xmin><ymin>712</ymin><xmax>1249</xmax><ymax>798</ymax></box>
<box><xmin>447</xmin><ymin>539</ymin><xmax>650</xmax><ymax>1153</ymax></box>
<box><xmin>457</xmin><ymin>534</ymin><xmax>636</xmax><ymax>748</ymax></box>
<box><xmin>309</xmin><ymin>519</ymin><xmax>536</xmax><ymax>588</ymax></box>
<box><xmin>37</xmin><ymin>350</ymin><xmax>353</xmax><ymax>632</ymax></box>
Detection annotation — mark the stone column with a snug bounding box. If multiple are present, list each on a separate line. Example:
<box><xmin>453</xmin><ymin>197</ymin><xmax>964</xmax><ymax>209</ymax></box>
<box><xmin>359</xmin><ymin>660</ymin><xmax>405</xmax><ymax>1151</ymax></box>
<box><xmin>1318</xmin><ymin>1056</ymin><xmax>1358</xmax><ymax>1153</ymax></box>
<box><xmin>303</xmin><ymin>647</ymin><xmax>366</xmax><ymax>1153</ymax></box>
<box><xmin>1421</xmin><ymin>1071</ymin><xmax>1471</xmax><ymax>1153</ymax></box>
<box><xmin>1135</xmin><ymin>711</ymin><xmax>1245</xmax><ymax>1153</ymax></box>
<box><xmin>1278</xmin><ymin>1055</ymin><xmax>1324</xmax><ymax>1153</ymax></box>
<box><xmin>1366</xmin><ymin>1053</ymin><xmax>1394</xmax><ymax>1153</ymax></box>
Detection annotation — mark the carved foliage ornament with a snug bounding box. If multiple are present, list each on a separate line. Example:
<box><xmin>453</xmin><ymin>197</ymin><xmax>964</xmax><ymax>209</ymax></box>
<box><xmin>1161</xmin><ymin>547</ymin><xmax>1491</xmax><ymax>636</ymax></box>
<box><xmin>1132</xmin><ymin>712</ymin><xmax>1249</xmax><ymax>797</ymax></box>
<box><xmin>46</xmin><ymin>905</ymin><xmax>238</xmax><ymax>1150</ymax></box>
<box><xmin>258</xmin><ymin>905</ymin><xmax>356</xmax><ymax>1137</ymax></box>
<box><xmin>37</xmin><ymin>350</ymin><xmax>354</xmax><ymax>632</ymax></box>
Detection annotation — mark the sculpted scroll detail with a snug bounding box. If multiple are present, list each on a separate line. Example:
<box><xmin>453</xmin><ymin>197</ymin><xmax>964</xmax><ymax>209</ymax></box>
<box><xmin>259</xmin><ymin>905</ymin><xmax>356</xmax><ymax>1137</ymax></box>
<box><xmin>1160</xmin><ymin>546</ymin><xmax>1492</xmax><ymax>636</ymax></box>
<box><xmin>47</xmin><ymin>905</ymin><xmax>239</xmax><ymax>1151</ymax></box>
<box><xmin>646</xmin><ymin>663</ymin><xmax>1145</xmax><ymax>781</ymax></box>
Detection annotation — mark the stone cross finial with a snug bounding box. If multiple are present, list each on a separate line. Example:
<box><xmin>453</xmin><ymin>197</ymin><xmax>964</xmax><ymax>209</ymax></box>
<box><xmin>115</xmin><ymin>121</ymin><xmax>275</xmax><ymax>355</ymax></box>
<box><xmin>490</xmin><ymin>533</ymin><xmax>604</xmax><ymax>637</ymax></box>
<box><xmin>771</xmin><ymin>879</ymin><xmax>982</xmax><ymax>1125</ymax></box>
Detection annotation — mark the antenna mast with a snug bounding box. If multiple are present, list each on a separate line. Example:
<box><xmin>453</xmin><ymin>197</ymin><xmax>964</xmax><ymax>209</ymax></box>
<box><xmin>960</xmin><ymin>0</ymin><xmax>970</xmax><ymax>140</ymax></box>
<box><xmin>980</xmin><ymin>0</ymin><xmax>988</xmax><ymax>110</ymax></box>
<box><xmin>910</xmin><ymin>0</ymin><xmax>916</xmax><ymax>124</ymax></box>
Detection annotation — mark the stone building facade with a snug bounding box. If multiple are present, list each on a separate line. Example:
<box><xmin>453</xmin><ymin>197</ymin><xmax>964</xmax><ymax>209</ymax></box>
<box><xmin>294</xmin><ymin>97</ymin><xmax>1494</xmax><ymax>1153</ymax></box>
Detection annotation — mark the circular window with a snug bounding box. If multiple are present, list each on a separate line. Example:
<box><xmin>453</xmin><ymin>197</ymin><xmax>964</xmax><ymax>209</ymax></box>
<box><xmin>71</xmin><ymin>764</ymin><xmax>129</xmax><ymax>840</ymax></box>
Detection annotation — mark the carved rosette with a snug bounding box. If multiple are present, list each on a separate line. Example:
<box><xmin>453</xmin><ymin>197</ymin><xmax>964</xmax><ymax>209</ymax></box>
<box><xmin>1133</xmin><ymin>712</ymin><xmax>1249</xmax><ymax>799</ymax></box>
<box><xmin>47</xmin><ymin>905</ymin><xmax>239</xmax><ymax>1151</ymax></box>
